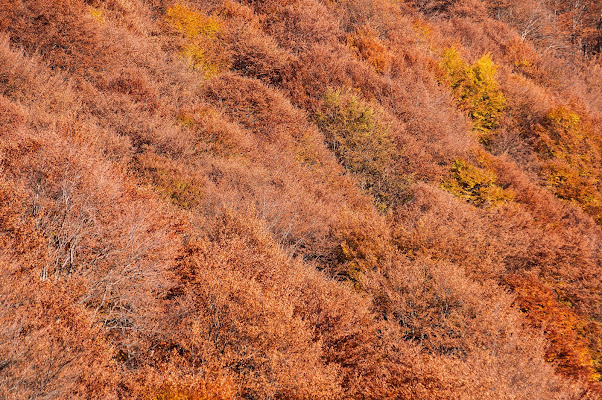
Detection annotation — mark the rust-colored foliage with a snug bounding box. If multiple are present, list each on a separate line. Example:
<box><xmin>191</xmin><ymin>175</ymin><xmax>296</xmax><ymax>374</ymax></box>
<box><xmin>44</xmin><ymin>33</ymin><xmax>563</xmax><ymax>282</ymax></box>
<box><xmin>506</xmin><ymin>274</ymin><xmax>601</xmax><ymax>382</ymax></box>
<box><xmin>0</xmin><ymin>0</ymin><xmax>601</xmax><ymax>398</ymax></box>
<box><xmin>347</xmin><ymin>24</ymin><xmax>392</xmax><ymax>74</ymax></box>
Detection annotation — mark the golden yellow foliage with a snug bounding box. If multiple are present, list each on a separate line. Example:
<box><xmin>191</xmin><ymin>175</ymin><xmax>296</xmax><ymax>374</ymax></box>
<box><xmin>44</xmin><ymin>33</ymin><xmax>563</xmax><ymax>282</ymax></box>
<box><xmin>166</xmin><ymin>4</ymin><xmax>220</xmax><ymax>39</ymax></box>
<box><xmin>89</xmin><ymin>6</ymin><xmax>104</xmax><ymax>24</ymax></box>
<box><xmin>442</xmin><ymin>158</ymin><xmax>515</xmax><ymax>206</ymax></box>
<box><xmin>165</xmin><ymin>4</ymin><xmax>227</xmax><ymax>76</ymax></box>
<box><xmin>439</xmin><ymin>47</ymin><xmax>506</xmax><ymax>138</ymax></box>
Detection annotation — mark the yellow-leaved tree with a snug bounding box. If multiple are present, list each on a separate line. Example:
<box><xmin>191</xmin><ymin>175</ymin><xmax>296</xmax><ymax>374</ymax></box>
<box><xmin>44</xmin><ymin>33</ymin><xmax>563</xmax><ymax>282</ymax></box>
<box><xmin>440</xmin><ymin>47</ymin><xmax>506</xmax><ymax>140</ymax></box>
<box><xmin>315</xmin><ymin>88</ymin><xmax>410</xmax><ymax>211</ymax></box>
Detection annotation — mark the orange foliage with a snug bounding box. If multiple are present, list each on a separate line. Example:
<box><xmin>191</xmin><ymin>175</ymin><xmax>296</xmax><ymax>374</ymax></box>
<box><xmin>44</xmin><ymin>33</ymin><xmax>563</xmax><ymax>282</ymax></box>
<box><xmin>506</xmin><ymin>274</ymin><xmax>600</xmax><ymax>382</ymax></box>
<box><xmin>348</xmin><ymin>24</ymin><xmax>392</xmax><ymax>74</ymax></box>
<box><xmin>1</xmin><ymin>0</ymin><xmax>602</xmax><ymax>398</ymax></box>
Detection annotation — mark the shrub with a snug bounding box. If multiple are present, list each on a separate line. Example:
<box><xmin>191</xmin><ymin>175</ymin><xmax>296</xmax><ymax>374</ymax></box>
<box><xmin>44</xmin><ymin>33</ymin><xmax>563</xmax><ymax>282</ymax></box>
<box><xmin>347</xmin><ymin>24</ymin><xmax>392</xmax><ymax>74</ymax></box>
<box><xmin>333</xmin><ymin>209</ymin><xmax>394</xmax><ymax>286</ymax></box>
<box><xmin>315</xmin><ymin>88</ymin><xmax>409</xmax><ymax>210</ymax></box>
<box><xmin>89</xmin><ymin>6</ymin><xmax>104</xmax><ymax>24</ymax></box>
<box><xmin>176</xmin><ymin>105</ymin><xmax>249</xmax><ymax>156</ymax></box>
<box><xmin>135</xmin><ymin>153</ymin><xmax>204</xmax><ymax>210</ymax></box>
<box><xmin>442</xmin><ymin>158</ymin><xmax>515</xmax><ymax>206</ymax></box>
<box><xmin>540</xmin><ymin>106</ymin><xmax>585</xmax><ymax>156</ymax></box>
<box><xmin>166</xmin><ymin>4</ymin><xmax>229</xmax><ymax>76</ymax></box>
<box><xmin>506</xmin><ymin>274</ymin><xmax>601</xmax><ymax>382</ymax></box>
<box><xmin>2</xmin><ymin>0</ymin><xmax>600</xmax><ymax>397</ymax></box>
<box><xmin>530</xmin><ymin>106</ymin><xmax>602</xmax><ymax>223</ymax></box>
<box><xmin>412</xmin><ymin>18</ymin><xmax>433</xmax><ymax>43</ymax></box>
<box><xmin>166</xmin><ymin>4</ymin><xmax>220</xmax><ymax>39</ymax></box>
<box><xmin>439</xmin><ymin>47</ymin><xmax>506</xmax><ymax>138</ymax></box>
<box><xmin>503</xmin><ymin>37</ymin><xmax>540</xmax><ymax>76</ymax></box>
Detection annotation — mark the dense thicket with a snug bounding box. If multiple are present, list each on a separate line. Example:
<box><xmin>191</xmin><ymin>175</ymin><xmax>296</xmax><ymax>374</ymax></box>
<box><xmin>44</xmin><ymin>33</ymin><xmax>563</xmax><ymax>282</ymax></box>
<box><xmin>0</xmin><ymin>0</ymin><xmax>601</xmax><ymax>398</ymax></box>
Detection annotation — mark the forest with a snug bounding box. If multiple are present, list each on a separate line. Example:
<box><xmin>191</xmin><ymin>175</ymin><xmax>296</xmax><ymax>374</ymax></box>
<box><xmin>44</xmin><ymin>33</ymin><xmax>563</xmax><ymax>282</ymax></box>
<box><xmin>0</xmin><ymin>0</ymin><xmax>601</xmax><ymax>398</ymax></box>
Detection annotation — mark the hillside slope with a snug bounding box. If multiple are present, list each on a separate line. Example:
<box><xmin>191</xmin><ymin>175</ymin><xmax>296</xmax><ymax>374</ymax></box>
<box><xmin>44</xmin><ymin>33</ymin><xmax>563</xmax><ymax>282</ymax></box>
<box><xmin>0</xmin><ymin>0</ymin><xmax>601</xmax><ymax>398</ymax></box>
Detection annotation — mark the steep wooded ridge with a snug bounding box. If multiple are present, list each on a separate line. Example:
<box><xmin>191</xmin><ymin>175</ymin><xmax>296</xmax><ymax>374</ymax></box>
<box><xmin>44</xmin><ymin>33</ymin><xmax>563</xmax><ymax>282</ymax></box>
<box><xmin>0</xmin><ymin>0</ymin><xmax>601</xmax><ymax>398</ymax></box>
